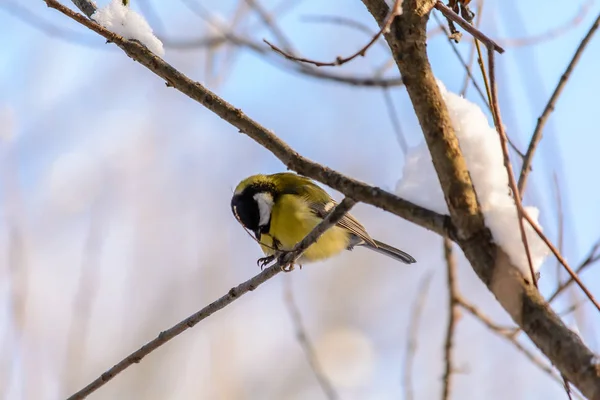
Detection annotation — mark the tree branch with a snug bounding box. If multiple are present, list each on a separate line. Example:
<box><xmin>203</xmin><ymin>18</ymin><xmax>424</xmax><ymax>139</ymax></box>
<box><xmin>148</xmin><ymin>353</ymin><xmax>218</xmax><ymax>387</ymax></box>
<box><xmin>441</xmin><ymin>238</ymin><xmax>458</xmax><ymax>400</ymax></box>
<box><xmin>47</xmin><ymin>0</ymin><xmax>600</xmax><ymax>397</ymax></box>
<box><xmin>44</xmin><ymin>0</ymin><xmax>454</xmax><ymax>242</ymax></box>
<box><xmin>66</xmin><ymin>198</ymin><xmax>356</xmax><ymax>399</ymax></box>
<box><xmin>518</xmin><ymin>11</ymin><xmax>600</xmax><ymax>194</ymax></box>
<box><xmin>264</xmin><ymin>0</ymin><xmax>403</xmax><ymax>67</ymax></box>
<box><xmin>283</xmin><ymin>277</ymin><xmax>338</xmax><ymax>400</ymax></box>
<box><xmin>403</xmin><ymin>271</ymin><xmax>434</xmax><ymax>400</ymax></box>
<box><xmin>360</xmin><ymin>0</ymin><xmax>600</xmax><ymax>397</ymax></box>
<box><xmin>433</xmin><ymin>1</ymin><xmax>504</xmax><ymax>53</ymax></box>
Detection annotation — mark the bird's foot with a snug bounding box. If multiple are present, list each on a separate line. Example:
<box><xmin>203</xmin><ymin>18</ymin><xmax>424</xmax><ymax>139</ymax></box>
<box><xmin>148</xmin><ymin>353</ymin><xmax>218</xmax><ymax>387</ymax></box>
<box><xmin>257</xmin><ymin>255</ymin><xmax>275</xmax><ymax>270</ymax></box>
<box><xmin>276</xmin><ymin>251</ymin><xmax>302</xmax><ymax>272</ymax></box>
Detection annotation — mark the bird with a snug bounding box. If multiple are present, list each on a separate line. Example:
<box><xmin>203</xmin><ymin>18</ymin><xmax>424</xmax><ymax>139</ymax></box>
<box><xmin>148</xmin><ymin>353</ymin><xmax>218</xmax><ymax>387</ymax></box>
<box><xmin>230</xmin><ymin>172</ymin><xmax>416</xmax><ymax>269</ymax></box>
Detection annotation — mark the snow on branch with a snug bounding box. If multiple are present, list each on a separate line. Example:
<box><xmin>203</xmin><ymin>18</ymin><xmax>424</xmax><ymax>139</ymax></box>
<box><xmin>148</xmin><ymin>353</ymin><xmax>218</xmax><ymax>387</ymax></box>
<box><xmin>397</xmin><ymin>81</ymin><xmax>549</xmax><ymax>279</ymax></box>
<box><xmin>92</xmin><ymin>0</ymin><xmax>164</xmax><ymax>56</ymax></box>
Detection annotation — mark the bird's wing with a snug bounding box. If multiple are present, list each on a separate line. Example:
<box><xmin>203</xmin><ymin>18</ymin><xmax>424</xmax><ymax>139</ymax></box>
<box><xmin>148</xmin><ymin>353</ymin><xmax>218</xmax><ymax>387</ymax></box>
<box><xmin>273</xmin><ymin>174</ymin><xmax>377</xmax><ymax>247</ymax></box>
<box><xmin>308</xmin><ymin>199</ymin><xmax>377</xmax><ymax>247</ymax></box>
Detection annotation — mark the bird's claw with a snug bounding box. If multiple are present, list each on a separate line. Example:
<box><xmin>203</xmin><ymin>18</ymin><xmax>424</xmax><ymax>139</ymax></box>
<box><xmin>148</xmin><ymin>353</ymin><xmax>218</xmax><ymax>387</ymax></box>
<box><xmin>257</xmin><ymin>253</ymin><xmax>303</xmax><ymax>272</ymax></box>
<box><xmin>277</xmin><ymin>252</ymin><xmax>303</xmax><ymax>272</ymax></box>
<box><xmin>257</xmin><ymin>255</ymin><xmax>275</xmax><ymax>270</ymax></box>
<box><xmin>281</xmin><ymin>262</ymin><xmax>295</xmax><ymax>272</ymax></box>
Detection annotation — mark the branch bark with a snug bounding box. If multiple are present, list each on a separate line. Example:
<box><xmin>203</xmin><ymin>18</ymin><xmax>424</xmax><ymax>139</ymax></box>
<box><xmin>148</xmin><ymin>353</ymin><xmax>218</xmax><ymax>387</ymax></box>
<box><xmin>66</xmin><ymin>198</ymin><xmax>356</xmax><ymax>399</ymax></box>
<box><xmin>441</xmin><ymin>238</ymin><xmax>458</xmax><ymax>400</ymax></box>
<box><xmin>45</xmin><ymin>0</ymin><xmax>453</xmax><ymax>242</ymax></box>
<box><xmin>361</xmin><ymin>0</ymin><xmax>600</xmax><ymax>397</ymax></box>
<box><xmin>518</xmin><ymin>11</ymin><xmax>600</xmax><ymax>194</ymax></box>
<box><xmin>46</xmin><ymin>0</ymin><xmax>600</xmax><ymax>397</ymax></box>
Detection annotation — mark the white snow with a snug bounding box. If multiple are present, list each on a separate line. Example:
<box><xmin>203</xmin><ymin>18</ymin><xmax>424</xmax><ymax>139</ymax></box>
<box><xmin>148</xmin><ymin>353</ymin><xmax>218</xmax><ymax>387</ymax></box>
<box><xmin>396</xmin><ymin>80</ymin><xmax>549</xmax><ymax>279</ymax></box>
<box><xmin>92</xmin><ymin>0</ymin><xmax>164</xmax><ymax>56</ymax></box>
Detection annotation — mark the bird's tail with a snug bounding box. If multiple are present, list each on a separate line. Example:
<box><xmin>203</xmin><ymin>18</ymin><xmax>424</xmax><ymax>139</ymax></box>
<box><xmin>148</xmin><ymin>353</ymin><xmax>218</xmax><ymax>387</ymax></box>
<box><xmin>361</xmin><ymin>239</ymin><xmax>416</xmax><ymax>264</ymax></box>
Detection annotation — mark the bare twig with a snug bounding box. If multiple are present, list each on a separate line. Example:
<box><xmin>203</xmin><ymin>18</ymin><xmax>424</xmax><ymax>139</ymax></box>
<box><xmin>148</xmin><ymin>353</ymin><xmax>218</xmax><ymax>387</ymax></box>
<box><xmin>300</xmin><ymin>14</ymin><xmax>391</xmax><ymax>52</ymax></box>
<box><xmin>61</xmin><ymin>205</ymin><xmax>105</xmax><ymax>396</ymax></box>
<box><xmin>442</xmin><ymin>238</ymin><xmax>459</xmax><ymax>400</ymax></box>
<box><xmin>548</xmin><ymin>237</ymin><xmax>600</xmax><ymax>304</ymax></box>
<box><xmin>432</xmin><ymin>11</ymin><xmax>487</xmax><ymax>108</ymax></box>
<box><xmin>553</xmin><ymin>173</ymin><xmax>565</xmax><ymax>286</ymax></box>
<box><xmin>563</xmin><ymin>375</ymin><xmax>574</xmax><ymax>400</ymax></box>
<box><xmin>66</xmin><ymin>198</ymin><xmax>356</xmax><ymax>399</ymax></box>
<box><xmin>283</xmin><ymin>277</ymin><xmax>338</xmax><ymax>400</ymax></box>
<box><xmin>434</xmin><ymin>1</ymin><xmax>504</xmax><ymax>53</ymax></box>
<box><xmin>67</xmin><ymin>265</ymin><xmax>283</xmax><ymax>400</ymax></box>
<box><xmin>519</xmin><ymin>209</ymin><xmax>600</xmax><ymax>312</ymax></box>
<box><xmin>489</xmin><ymin>46</ymin><xmax>600</xmax><ymax>311</ymax></box>
<box><xmin>403</xmin><ymin>272</ymin><xmax>434</xmax><ymax>400</ymax></box>
<box><xmin>166</xmin><ymin>2</ymin><xmax>405</xmax><ymax>87</ymax></box>
<box><xmin>486</xmin><ymin>50</ymin><xmax>537</xmax><ymax>287</ymax></box>
<box><xmin>500</xmin><ymin>0</ymin><xmax>593</xmax><ymax>48</ymax></box>
<box><xmin>265</xmin><ymin>0</ymin><xmax>403</xmax><ymax>67</ymax></box>
<box><xmin>459</xmin><ymin>0</ymin><xmax>483</xmax><ymax>96</ymax></box>
<box><xmin>518</xmin><ymin>11</ymin><xmax>600</xmax><ymax>194</ymax></box>
<box><xmin>0</xmin><ymin>138</ymin><xmax>30</xmax><ymax>398</ymax></box>
<box><xmin>48</xmin><ymin>0</ymin><xmax>600</xmax><ymax>396</ymax></box>
<box><xmin>0</xmin><ymin>1</ymin><xmax>107</xmax><ymax>49</ymax></box>
<box><xmin>434</xmin><ymin>9</ymin><xmax>525</xmax><ymax>160</ymax></box>
<box><xmin>382</xmin><ymin>88</ymin><xmax>408</xmax><ymax>155</ymax></box>
<box><xmin>45</xmin><ymin>0</ymin><xmax>454</xmax><ymax>242</ymax></box>
<box><xmin>457</xmin><ymin>297</ymin><xmax>559</xmax><ymax>380</ymax></box>
<box><xmin>245</xmin><ymin>0</ymin><xmax>295</xmax><ymax>52</ymax></box>
<box><xmin>361</xmin><ymin>0</ymin><xmax>600</xmax><ymax>395</ymax></box>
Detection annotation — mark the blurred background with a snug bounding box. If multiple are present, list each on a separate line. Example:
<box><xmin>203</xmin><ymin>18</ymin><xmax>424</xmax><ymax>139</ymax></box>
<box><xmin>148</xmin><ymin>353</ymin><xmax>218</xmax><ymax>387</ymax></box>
<box><xmin>1</xmin><ymin>0</ymin><xmax>600</xmax><ymax>399</ymax></box>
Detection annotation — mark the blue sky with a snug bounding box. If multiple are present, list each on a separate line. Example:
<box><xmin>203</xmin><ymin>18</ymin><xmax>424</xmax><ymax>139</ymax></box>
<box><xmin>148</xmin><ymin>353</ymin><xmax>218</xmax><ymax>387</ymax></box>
<box><xmin>1</xmin><ymin>0</ymin><xmax>600</xmax><ymax>399</ymax></box>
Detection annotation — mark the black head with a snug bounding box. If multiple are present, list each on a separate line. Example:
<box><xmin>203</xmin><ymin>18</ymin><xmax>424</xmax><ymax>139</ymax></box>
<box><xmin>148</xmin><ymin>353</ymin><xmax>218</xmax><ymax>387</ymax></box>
<box><xmin>231</xmin><ymin>191</ymin><xmax>260</xmax><ymax>236</ymax></box>
<box><xmin>231</xmin><ymin>180</ymin><xmax>276</xmax><ymax>238</ymax></box>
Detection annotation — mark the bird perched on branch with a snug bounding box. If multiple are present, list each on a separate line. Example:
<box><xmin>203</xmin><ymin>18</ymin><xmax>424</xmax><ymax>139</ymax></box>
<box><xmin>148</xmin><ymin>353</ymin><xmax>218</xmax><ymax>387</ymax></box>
<box><xmin>231</xmin><ymin>172</ymin><xmax>416</xmax><ymax>270</ymax></box>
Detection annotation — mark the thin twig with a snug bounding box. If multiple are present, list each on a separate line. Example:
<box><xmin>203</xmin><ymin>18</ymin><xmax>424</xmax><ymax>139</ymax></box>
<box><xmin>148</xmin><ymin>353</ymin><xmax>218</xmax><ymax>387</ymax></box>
<box><xmin>486</xmin><ymin>50</ymin><xmax>537</xmax><ymax>287</ymax></box>
<box><xmin>547</xmin><ymin>237</ymin><xmax>600</xmax><ymax>304</ymax></box>
<box><xmin>264</xmin><ymin>0</ymin><xmax>403</xmax><ymax>67</ymax></box>
<box><xmin>434</xmin><ymin>9</ymin><xmax>525</xmax><ymax>160</ymax></box>
<box><xmin>432</xmin><ymin>11</ymin><xmax>488</xmax><ymax>107</ymax></box>
<box><xmin>61</xmin><ymin>204</ymin><xmax>105</xmax><ymax>396</ymax></box>
<box><xmin>459</xmin><ymin>297</ymin><xmax>583</xmax><ymax>400</ymax></box>
<box><xmin>563</xmin><ymin>375</ymin><xmax>574</xmax><ymax>400</ymax></box>
<box><xmin>164</xmin><ymin>2</ymin><xmax>405</xmax><ymax>87</ymax></box>
<box><xmin>382</xmin><ymin>88</ymin><xmax>408</xmax><ymax>155</ymax></box>
<box><xmin>245</xmin><ymin>0</ymin><xmax>295</xmax><ymax>52</ymax></box>
<box><xmin>0</xmin><ymin>137</ymin><xmax>30</xmax><ymax>398</ymax></box>
<box><xmin>65</xmin><ymin>198</ymin><xmax>357</xmax><ymax>399</ymax></box>
<box><xmin>457</xmin><ymin>297</ymin><xmax>561</xmax><ymax>381</ymax></box>
<box><xmin>459</xmin><ymin>0</ymin><xmax>483</xmax><ymax>96</ymax></box>
<box><xmin>300</xmin><ymin>14</ymin><xmax>390</xmax><ymax>52</ymax></box>
<box><xmin>474</xmin><ymin>39</ymin><xmax>525</xmax><ymax>159</ymax></box>
<box><xmin>442</xmin><ymin>238</ymin><xmax>459</xmax><ymax>400</ymax></box>
<box><xmin>519</xmin><ymin>209</ymin><xmax>600</xmax><ymax>312</ymax></box>
<box><xmin>434</xmin><ymin>1</ymin><xmax>504</xmax><ymax>53</ymax></box>
<box><xmin>553</xmin><ymin>173</ymin><xmax>565</xmax><ymax>287</ymax></box>
<box><xmin>500</xmin><ymin>0</ymin><xmax>593</xmax><ymax>48</ymax></box>
<box><xmin>403</xmin><ymin>272</ymin><xmax>434</xmax><ymax>400</ymax></box>
<box><xmin>518</xmin><ymin>11</ymin><xmax>600</xmax><ymax>194</ymax></box>
<box><xmin>283</xmin><ymin>277</ymin><xmax>338</xmax><ymax>400</ymax></box>
<box><xmin>45</xmin><ymin>0</ymin><xmax>453</xmax><ymax>241</ymax></box>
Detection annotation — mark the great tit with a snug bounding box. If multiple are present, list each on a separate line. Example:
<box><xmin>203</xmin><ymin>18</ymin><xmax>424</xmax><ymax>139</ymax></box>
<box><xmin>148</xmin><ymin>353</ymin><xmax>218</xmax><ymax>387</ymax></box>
<box><xmin>231</xmin><ymin>172</ymin><xmax>416</xmax><ymax>266</ymax></box>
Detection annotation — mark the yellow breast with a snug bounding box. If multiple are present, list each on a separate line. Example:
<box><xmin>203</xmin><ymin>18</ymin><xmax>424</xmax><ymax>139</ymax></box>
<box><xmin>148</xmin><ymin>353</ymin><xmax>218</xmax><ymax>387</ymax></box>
<box><xmin>259</xmin><ymin>194</ymin><xmax>351</xmax><ymax>263</ymax></box>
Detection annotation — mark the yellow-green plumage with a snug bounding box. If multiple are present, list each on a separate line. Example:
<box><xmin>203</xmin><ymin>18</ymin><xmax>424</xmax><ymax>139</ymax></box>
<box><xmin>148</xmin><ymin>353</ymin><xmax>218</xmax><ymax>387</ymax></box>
<box><xmin>231</xmin><ymin>172</ymin><xmax>416</xmax><ymax>265</ymax></box>
<box><xmin>262</xmin><ymin>193</ymin><xmax>350</xmax><ymax>261</ymax></box>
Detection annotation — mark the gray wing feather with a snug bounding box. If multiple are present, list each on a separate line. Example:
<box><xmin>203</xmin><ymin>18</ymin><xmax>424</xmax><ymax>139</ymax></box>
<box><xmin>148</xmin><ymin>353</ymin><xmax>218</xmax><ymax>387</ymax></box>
<box><xmin>308</xmin><ymin>200</ymin><xmax>377</xmax><ymax>247</ymax></box>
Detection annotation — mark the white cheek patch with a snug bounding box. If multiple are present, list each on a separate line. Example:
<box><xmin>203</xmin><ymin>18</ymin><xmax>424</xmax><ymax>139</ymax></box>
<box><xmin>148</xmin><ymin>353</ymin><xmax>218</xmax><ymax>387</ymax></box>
<box><xmin>253</xmin><ymin>192</ymin><xmax>274</xmax><ymax>227</ymax></box>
